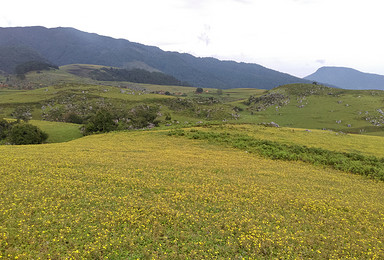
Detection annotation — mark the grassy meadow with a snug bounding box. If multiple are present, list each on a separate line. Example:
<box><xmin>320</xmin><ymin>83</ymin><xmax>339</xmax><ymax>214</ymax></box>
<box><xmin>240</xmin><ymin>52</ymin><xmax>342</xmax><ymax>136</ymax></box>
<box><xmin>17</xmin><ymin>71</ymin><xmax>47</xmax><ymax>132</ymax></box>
<box><xmin>1</xmin><ymin>129</ymin><xmax>384</xmax><ymax>258</ymax></box>
<box><xmin>192</xmin><ymin>124</ymin><xmax>384</xmax><ymax>157</ymax></box>
<box><xmin>1</xmin><ymin>67</ymin><xmax>384</xmax><ymax>258</ymax></box>
<box><xmin>29</xmin><ymin>120</ymin><xmax>82</xmax><ymax>143</ymax></box>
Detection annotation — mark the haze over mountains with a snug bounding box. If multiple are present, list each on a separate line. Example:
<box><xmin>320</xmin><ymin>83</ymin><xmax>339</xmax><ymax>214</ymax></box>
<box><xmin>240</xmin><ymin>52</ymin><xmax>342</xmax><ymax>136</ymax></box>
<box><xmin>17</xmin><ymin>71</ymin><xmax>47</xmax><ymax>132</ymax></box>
<box><xmin>305</xmin><ymin>67</ymin><xmax>384</xmax><ymax>90</ymax></box>
<box><xmin>0</xmin><ymin>26</ymin><xmax>311</xmax><ymax>89</ymax></box>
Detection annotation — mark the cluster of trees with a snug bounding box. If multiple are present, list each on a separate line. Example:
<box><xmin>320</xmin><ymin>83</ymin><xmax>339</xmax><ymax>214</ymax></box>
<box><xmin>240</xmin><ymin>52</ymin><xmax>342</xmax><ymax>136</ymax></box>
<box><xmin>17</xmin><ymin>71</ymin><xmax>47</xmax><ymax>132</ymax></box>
<box><xmin>15</xmin><ymin>61</ymin><xmax>59</xmax><ymax>79</ymax></box>
<box><xmin>41</xmin><ymin>96</ymin><xmax>160</xmax><ymax>135</ymax></box>
<box><xmin>0</xmin><ymin>119</ymin><xmax>48</xmax><ymax>145</ymax></box>
<box><xmin>83</xmin><ymin>105</ymin><xmax>160</xmax><ymax>135</ymax></box>
<box><xmin>90</xmin><ymin>67</ymin><xmax>190</xmax><ymax>86</ymax></box>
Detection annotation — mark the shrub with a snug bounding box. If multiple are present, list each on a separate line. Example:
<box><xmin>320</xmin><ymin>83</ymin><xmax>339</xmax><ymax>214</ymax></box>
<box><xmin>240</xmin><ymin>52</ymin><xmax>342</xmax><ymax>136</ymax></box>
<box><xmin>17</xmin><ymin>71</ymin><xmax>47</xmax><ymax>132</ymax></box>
<box><xmin>63</xmin><ymin>112</ymin><xmax>83</xmax><ymax>124</ymax></box>
<box><xmin>83</xmin><ymin>109</ymin><xmax>117</xmax><ymax>135</ymax></box>
<box><xmin>128</xmin><ymin>105</ymin><xmax>160</xmax><ymax>129</ymax></box>
<box><xmin>7</xmin><ymin>123</ymin><xmax>48</xmax><ymax>145</ymax></box>
<box><xmin>0</xmin><ymin>119</ymin><xmax>12</xmax><ymax>140</ymax></box>
<box><xmin>196</xmin><ymin>87</ymin><xmax>204</xmax><ymax>94</ymax></box>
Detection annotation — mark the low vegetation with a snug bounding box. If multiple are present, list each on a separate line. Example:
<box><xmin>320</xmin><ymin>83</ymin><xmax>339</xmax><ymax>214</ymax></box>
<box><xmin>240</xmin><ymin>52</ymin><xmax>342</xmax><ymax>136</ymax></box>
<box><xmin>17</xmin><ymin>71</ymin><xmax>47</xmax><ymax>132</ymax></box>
<box><xmin>83</xmin><ymin>105</ymin><xmax>159</xmax><ymax>135</ymax></box>
<box><xmin>0</xmin><ymin>119</ymin><xmax>48</xmax><ymax>145</ymax></box>
<box><xmin>168</xmin><ymin>127</ymin><xmax>384</xmax><ymax>180</ymax></box>
<box><xmin>15</xmin><ymin>61</ymin><xmax>58</xmax><ymax>78</ymax></box>
<box><xmin>1</xmin><ymin>66</ymin><xmax>384</xmax><ymax>258</ymax></box>
<box><xmin>1</xmin><ymin>130</ymin><xmax>384</xmax><ymax>258</ymax></box>
<box><xmin>90</xmin><ymin>67</ymin><xmax>190</xmax><ymax>86</ymax></box>
<box><xmin>238</xmin><ymin>83</ymin><xmax>384</xmax><ymax>135</ymax></box>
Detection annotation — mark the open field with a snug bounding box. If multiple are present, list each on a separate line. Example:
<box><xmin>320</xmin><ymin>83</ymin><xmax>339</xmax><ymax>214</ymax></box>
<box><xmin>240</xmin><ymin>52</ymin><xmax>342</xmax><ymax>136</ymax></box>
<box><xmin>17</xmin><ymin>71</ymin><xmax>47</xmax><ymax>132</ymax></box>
<box><xmin>1</xmin><ymin>129</ymin><xmax>384</xmax><ymax>258</ymax></box>
<box><xmin>29</xmin><ymin>120</ymin><xmax>82</xmax><ymax>143</ymax></box>
<box><xmin>195</xmin><ymin>124</ymin><xmax>384</xmax><ymax>157</ymax></box>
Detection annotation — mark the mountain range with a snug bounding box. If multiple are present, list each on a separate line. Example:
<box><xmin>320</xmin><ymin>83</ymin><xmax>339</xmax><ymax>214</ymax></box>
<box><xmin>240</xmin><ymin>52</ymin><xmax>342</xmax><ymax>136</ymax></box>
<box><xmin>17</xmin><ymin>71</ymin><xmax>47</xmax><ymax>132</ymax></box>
<box><xmin>0</xmin><ymin>26</ymin><xmax>310</xmax><ymax>89</ymax></box>
<box><xmin>305</xmin><ymin>67</ymin><xmax>384</xmax><ymax>90</ymax></box>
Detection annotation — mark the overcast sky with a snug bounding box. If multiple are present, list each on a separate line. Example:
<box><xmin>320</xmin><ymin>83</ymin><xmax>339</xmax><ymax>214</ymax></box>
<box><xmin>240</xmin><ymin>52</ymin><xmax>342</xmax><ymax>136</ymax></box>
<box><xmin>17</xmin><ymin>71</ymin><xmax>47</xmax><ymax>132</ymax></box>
<box><xmin>1</xmin><ymin>0</ymin><xmax>383</xmax><ymax>77</ymax></box>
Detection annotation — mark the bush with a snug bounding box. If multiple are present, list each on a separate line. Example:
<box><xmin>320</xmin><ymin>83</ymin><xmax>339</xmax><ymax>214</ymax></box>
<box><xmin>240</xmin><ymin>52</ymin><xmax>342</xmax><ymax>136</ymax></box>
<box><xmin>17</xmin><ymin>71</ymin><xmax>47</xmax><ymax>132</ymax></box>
<box><xmin>7</xmin><ymin>123</ymin><xmax>48</xmax><ymax>145</ymax></box>
<box><xmin>0</xmin><ymin>119</ymin><xmax>12</xmax><ymax>140</ymax></box>
<box><xmin>83</xmin><ymin>109</ymin><xmax>117</xmax><ymax>135</ymax></box>
<box><xmin>63</xmin><ymin>112</ymin><xmax>83</xmax><ymax>124</ymax></box>
<box><xmin>128</xmin><ymin>105</ymin><xmax>160</xmax><ymax>129</ymax></box>
<box><xmin>196</xmin><ymin>87</ymin><xmax>204</xmax><ymax>94</ymax></box>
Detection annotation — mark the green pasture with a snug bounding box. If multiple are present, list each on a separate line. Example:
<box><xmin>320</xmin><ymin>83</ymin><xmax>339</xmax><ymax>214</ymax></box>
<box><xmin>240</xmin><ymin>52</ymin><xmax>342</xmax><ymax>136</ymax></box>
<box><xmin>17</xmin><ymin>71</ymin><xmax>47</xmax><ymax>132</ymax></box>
<box><xmin>29</xmin><ymin>120</ymin><xmax>83</xmax><ymax>143</ymax></box>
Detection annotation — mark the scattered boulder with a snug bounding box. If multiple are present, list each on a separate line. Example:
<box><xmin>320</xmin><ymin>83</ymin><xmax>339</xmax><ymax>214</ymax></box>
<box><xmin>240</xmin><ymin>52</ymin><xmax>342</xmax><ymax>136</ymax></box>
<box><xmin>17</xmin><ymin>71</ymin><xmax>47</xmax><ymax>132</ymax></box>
<box><xmin>245</xmin><ymin>93</ymin><xmax>290</xmax><ymax>111</ymax></box>
<box><xmin>259</xmin><ymin>122</ymin><xmax>279</xmax><ymax>128</ymax></box>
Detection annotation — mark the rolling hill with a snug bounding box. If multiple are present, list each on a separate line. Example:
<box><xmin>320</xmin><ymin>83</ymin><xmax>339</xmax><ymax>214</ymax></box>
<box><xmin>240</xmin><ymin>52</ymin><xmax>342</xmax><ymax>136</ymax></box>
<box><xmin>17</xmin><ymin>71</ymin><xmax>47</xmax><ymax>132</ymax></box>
<box><xmin>1</xmin><ymin>79</ymin><xmax>384</xmax><ymax>137</ymax></box>
<box><xmin>305</xmin><ymin>66</ymin><xmax>384</xmax><ymax>90</ymax></box>
<box><xmin>0</xmin><ymin>26</ymin><xmax>310</xmax><ymax>89</ymax></box>
<box><xmin>1</xmin><ymin>70</ymin><xmax>384</xmax><ymax>258</ymax></box>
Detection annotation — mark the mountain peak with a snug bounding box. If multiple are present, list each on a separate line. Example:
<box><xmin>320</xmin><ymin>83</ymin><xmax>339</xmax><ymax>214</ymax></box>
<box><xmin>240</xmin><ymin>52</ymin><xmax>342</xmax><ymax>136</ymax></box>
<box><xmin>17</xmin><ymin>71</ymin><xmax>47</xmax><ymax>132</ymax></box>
<box><xmin>305</xmin><ymin>66</ymin><xmax>384</xmax><ymax>90</ymax></box>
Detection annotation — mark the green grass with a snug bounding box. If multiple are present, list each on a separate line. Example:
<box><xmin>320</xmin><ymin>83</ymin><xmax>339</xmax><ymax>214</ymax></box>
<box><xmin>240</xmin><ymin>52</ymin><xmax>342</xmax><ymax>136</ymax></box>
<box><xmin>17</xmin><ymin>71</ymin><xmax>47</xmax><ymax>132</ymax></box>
<box><xmin>237</xmin><ymin>84</ymin><xmax>384</xmax><ymax>135</ymax></box>
<box><xmin>222</xmin><ymin>88</ymin><xmax>267</xmax><ymax>102</ymax></box>
<box><xmin>0</xmin><ymin>87</ymin><xmax>57</xmax><ymax>104</ymax></box>
<box><xmin>3</xmin><ymin>66</ymin><xmax>384</xmax><ymax>258</ymax></box>
<box><xmin>29</xmin><ymin>120</ymin><xmax>83</xmax><ymax>143</ymax></box>
<box><xmin>168</xmin><ymin>127</ymin><xmax>384</xmax><ymax>180</ymax></box>
<box><xmin>2</xmin><ymin>129</ymin><xmax>384</xmax><ymax>258</ymax></box>
<box><xmin>219</xmin><ymin>124</ymin><xmax>384</xmax><ymax>157</ymax></box>
<box><xmin>2</xmin><ymin>73</ymin><xmax>384</xmax><ymax>140</ymax></box>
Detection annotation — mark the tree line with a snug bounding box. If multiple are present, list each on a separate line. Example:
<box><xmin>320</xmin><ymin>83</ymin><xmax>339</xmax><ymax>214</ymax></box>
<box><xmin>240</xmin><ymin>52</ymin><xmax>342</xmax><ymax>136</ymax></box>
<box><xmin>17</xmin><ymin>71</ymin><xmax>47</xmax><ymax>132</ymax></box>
<box><xmin>90</xmin><ymin>67</ymin><xmax>191</xmax><ymax>86</ymax></box>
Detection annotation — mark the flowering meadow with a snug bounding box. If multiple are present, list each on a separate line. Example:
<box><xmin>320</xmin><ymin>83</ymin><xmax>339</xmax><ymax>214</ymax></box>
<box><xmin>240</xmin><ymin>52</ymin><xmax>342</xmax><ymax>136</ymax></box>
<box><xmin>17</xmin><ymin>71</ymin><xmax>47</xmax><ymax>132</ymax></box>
<box><xmin>1</xmin><ymin>129</ymin><xmax>384</xmax><ymax>258</ymax></box>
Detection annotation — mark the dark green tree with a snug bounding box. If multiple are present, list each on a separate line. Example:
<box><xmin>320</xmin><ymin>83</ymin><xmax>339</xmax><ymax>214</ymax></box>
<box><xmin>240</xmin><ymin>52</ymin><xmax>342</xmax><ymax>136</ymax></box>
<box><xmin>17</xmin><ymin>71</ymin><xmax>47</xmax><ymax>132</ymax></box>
<box><xmin>63</xmin><ymin>112</ymin><xmax>83</xmax><ymax>124</ymax></box>
<box><xmin>165</xmin><ymin>113</ymin><xmax>172</xmax><ymax>121</ymax></box>
<box><xmin>195</xmin><ymin>87</ymin><xmax>204</xmax><ymax>94</ymax></box>
<box><xmin>83</xmin><ymin>109</ymin><xmax>117</xmax><ymax>135</ymax></box>
<box><xmin>129</xmin><ymin>105</ymin><xmax>159</xmax><ymax>129</ymax></box>
<box><xmin>7</xmin><ymin>123</ymin><xmax>48</xmax><ymax>145</ymax></box>
<box><xmin>0</xmin><ymin>119</ymin><xmax>11</xmax><ymax>140</ymax></box>
<box><xmin>15</xmin><ymin>61</ymin><xmax>58</xmax><ymax>75</ymax></box>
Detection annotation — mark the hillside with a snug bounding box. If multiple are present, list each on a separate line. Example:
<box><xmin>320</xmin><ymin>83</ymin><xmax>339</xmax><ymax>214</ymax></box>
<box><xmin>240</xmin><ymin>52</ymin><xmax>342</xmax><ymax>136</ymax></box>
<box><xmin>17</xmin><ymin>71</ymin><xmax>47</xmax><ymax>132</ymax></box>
<box><xmin>0</xmin><ymin>26</ymin><xmax>310</xmax><ymax>89</ymax></box>
<box><xmin>237</xmin><ymin>83</ymin><xmax>384</xmax><ymax>135</ymax></box>
<box><xmin>1</xmin><ymin>82</ymin><xmax>384</xmax><ymax>137</ymax></box>
<box><xmin>305</xmin><ymin>66</ymin><xmax>384</xmax><ymax>90</ymax></box>
<box><xmin>1</xmin><ymin>127</ymin><xmax>384</xmax><ymax>258</ymax></box>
